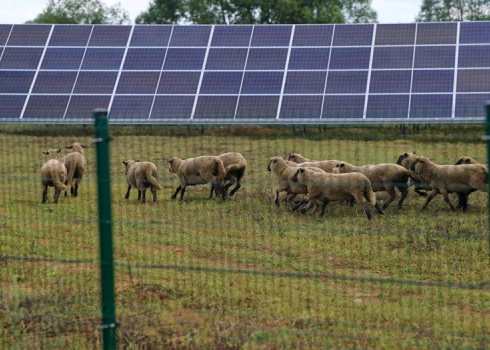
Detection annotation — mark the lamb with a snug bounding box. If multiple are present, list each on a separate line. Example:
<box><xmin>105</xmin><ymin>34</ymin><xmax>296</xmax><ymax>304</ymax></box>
<box><xmin>290</xmin><ymin>167</ymin><xmax>384</xmax><ymax>220</ymax></box>
<box><xmin>167</xmin><ymin>156</ymin><xmax>226</xmax><ymax>201</ymax></box>
<box><xmin>41</xmin><ymin>149</ymin><xmax>68</xmax><ymax>204</ymax></box>
<box><xmin>123</xmin><ymin>160</ymin><xmax>163</xmax><ymax>203</ymax></box>
<box><xmin>210</xmin><ymin>152</ymin><xmax>247</xmax><ymax>199</ymax></box>
<box><xmin>396</xmin><ymin>152</ymin><xmax>430</xmax><ymax>197</ymax></box>
<box><xmin>287</xmin><ymin>153</ymin><xmax>340</xmax><ymax>173</ymax></box>
<box><xmin>334</xmin><ymin>161</ymin><xmax>410</xmax><ymax>210</ymax></box>
<box><xmin>410</xmin><ymin>156</ymin><xmax>488</xmax><ymax>212</ymax></box>
<box><xmin>267</xmin><ymin>156</ymin><xmax>326</xmax><ymax>207</ymax></box>
<box><xmin>62</xmin><ymin>142</ymin><xmax>87</xmax><ymax>198</ymax></box>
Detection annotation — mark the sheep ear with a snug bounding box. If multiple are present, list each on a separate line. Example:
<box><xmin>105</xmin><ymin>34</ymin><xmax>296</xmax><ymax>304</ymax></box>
<box><xmin>122</xmin><ymin>161</ymin><xmax>127</xmax><ymax>165</ymax></box>
<box><xmin>166</xmin><ymin>159</ymin><xmax>172</xmax><ymax>164</ymax></box>
<box><xmin>404</xmin><ymin>153</ymin><xmax>408</xmax><ymax>157</ymax></box>
<box><xmin>57</xmin><ymin>148</ymin><xmax>61</xmax><ymax>153</ymax></box>
<box><xmin>42</xmin><ymin>151</ymin><xmax>49</xmax><ymax>155</ymax></box>
<box><xmin>135</xmin><ymin>159</ymin><xmax>139</xmax><ymax>162</ymax></box>
<box><xmin>299</xmin><ymin>168</ymin><xmax>305</xmax><ymax>173</ymax></box>
<box><xmin>66</xmin><ymin>145</ymin><xmax>73</xmax><ymax>149</ymax></box>
<box><xmin>81</xmin><ymin>144</ymin><xmax>87</xmax><ymax>148</ymax></box>
<box><xmin>340</xmin><ymin>163</ymin><xmax>345</xmax><ymax>168</ymax></box>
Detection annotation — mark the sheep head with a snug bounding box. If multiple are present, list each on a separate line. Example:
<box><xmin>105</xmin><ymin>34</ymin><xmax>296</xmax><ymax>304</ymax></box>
<box><xmin>43</xmin><ymin>148</ymin><xmax>62</xmax><ymax>160</ymax></box>
<box><xmin>291</xmin><ymin>168</ymin><xmax>306</xmax><ymax>183</ymax></box>
<box><xmin>67</xmin><ymin>142</ymin><xmax>87</xmax><ymax>155</ymax></box>
<box><xmin>455</xmin><ymin>156</ymin><xmax>477</xmax><ymax>165</ymax></box>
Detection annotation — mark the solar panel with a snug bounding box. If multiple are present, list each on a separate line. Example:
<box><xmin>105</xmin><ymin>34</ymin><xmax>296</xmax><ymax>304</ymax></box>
<box><xmin>1</xmin><ymin>22</ymin><xmax>490</xmax><ymax>124</ymax></box>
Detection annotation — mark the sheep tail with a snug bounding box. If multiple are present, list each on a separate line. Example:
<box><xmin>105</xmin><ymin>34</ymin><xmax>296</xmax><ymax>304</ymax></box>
<box><xmin>66</xmin><ymin>158</ymin><xmax>77</xmax><ymax>187</ymax></box>
<box><xmin>52</xmin><ymin>170</ymin><xmax>68</xmax><ymax>191</ymax></box>
<box><xmin>364</xmin><ymin>181</ymin><xmax>377</xmax><ymax>207</ymax></box>
<box><xmin>146</xmin><ymin>168</ymin><xmax>162</xmax><ymax>190</ymax></box>
<box><xmin>213</xmin><ymin>159</ymin><xmax>226</xmax><ymax>179</ymax></box>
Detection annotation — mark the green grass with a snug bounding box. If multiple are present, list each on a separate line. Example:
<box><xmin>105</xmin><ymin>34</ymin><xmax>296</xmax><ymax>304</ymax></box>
<box><xmin>0</xmin><ymin>127</ymin><xmax>489</xmax><ymax>348</ymax></box>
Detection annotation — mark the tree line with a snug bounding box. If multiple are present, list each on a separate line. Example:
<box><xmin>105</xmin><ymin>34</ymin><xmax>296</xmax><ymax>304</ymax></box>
<box><xmin>27</xmin><ymin>0</ymin><xmax>490</xmax><ymax>25</ymax></box>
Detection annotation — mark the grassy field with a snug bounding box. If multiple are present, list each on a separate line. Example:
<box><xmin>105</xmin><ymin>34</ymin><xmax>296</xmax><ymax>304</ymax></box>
<box><xmin>0</xmin><ymin>125</ymin><xmax>489</xmax><ymax>348</ymax></box>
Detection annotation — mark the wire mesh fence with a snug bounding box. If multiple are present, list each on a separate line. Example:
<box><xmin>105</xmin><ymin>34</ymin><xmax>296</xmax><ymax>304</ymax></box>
<box><xmin>1</xmin><ymin>122</ymin><xmax>489</xmax><ymax>348</ymax></box>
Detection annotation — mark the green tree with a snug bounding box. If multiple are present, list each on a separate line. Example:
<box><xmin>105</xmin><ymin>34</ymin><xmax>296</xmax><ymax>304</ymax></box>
<box><xmin>135</xmin><ymin>0</ymin><xmax>377</xmax><ymax>24</ymax></box>
<box><xmin>27</xmin><ymin>0</ymin><xmax>130</xmax><ymax>24</ymax></box>
<box><xmin>416</xmin><ymin>0</ymin><xmax>490</xmax><ymax>21</ymax></box>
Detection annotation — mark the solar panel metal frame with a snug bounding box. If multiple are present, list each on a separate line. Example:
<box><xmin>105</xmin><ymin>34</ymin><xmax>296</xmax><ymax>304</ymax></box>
<box><xmin>0</xmin><ymin>22</ymin><xmax>488</xmax><ymax>125</ymax></box>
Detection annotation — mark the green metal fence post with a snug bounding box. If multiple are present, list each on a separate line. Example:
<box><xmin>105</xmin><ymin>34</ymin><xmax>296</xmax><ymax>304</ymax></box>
<box><xmin>93</xmin><ymin>109</ymin><xmax>117</xmax><ymax>350</ymax></box>
<box><xmin>486</xmin><ymin>102</ymin><xmax>490</xmax><ymax>260</ymax></box>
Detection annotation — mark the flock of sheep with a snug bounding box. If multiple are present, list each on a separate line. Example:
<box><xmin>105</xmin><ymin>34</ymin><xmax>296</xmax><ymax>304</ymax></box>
<box><xmin>40</xmin><ymin>143</ymin><xmax>488</xmax><ymax>220</ymax></box>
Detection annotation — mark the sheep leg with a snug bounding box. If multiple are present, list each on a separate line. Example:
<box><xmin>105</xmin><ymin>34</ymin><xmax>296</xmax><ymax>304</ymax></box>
<box><xmin>300</xmin><ymin>200</ymin><xmax>315</xmax><ymax>215</ymax></box>
<box><xmin>382</xmin><ymin>187</ymin><xmax>397</xmax><ymax>210</ymax></box>
<box><xmin>397</xmin><ymin>187</ymin><xmax>409</xmax><ymax>209</ymax></box>
<box><xmin>42</xmin><ymin>185</ymin><xmax>48</xmax><ymax>204</ymax></box>
<box><xmin>73</xmin><ymin>178</ymin><xmax>81</xmax><ymax>197</ymax></box>
<box><xmin>171</xmin><ymin>185</ymin><xmax>182</xmax><ymax>199</ymax></box>
<box><xmin>141</xmin><ymin>189</ymin><xmax>146</xmax><ymax>204</ymax></box>
<box><xmin>274</xmin><ymin>185</ymin><xmax>289</xmax><ymax>207</ymax></box>
<box><xmin>291</xmin><ymin>198</ymin><xmax>308</xmax><ymax>212</ymax></box>
<box><xmin>209</xmin><ymin>184</ymin><xmax>215</xmax><ymax>198</ymax></box>
<box><xmin>421</xmin><ymin>190</ymin><xmax>439</xmax><ymax>211</ymax></box>
<box><xmin>442</xmin><ymin>192</ymin><xmax>455</xmax><ymax>211</ymax></box>
<box><xmin>228</xmin><ymin>179</ymin><xmax>241</xmax><ymax>197</ymax></box>
<box><xmin>318</xmin><ymin>199</ymin><xmax>330</xmax><ymax>216</ymax></box>
<box><xmin>151</xmin><ymin>187</ymin><xmax>158</xmax><ymax>203</ymax></box>
<box><xmin>54</xmin><ymin>188</ymin><xmax>61</xmax><ymax>204</ymax></box>
<box><xmin>362</xmin><ymin>204</ymin><xmax>372</xmax><ymax>220</ymax></box>
<box><xmin>179</xmin><ymin>185</ymin><xmax>186</xmax><ymax>201</ymax></box>
<box><xmin>125</xmin><ymin>185</ymin><xmax>131</xmax><ymax>199</ymax></box>
<box><xmin>456</xmin><ymin>193</ymin><xmax>468</xmax><ymax>211</ymax></box>
<box><xmin>137</xmin><ymin>190</ymin><xmax>141</xmax><ymax>202</ymax></box>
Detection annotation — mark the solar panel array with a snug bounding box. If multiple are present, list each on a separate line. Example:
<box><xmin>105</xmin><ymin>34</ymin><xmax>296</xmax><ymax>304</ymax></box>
<box><xmin>1</xmin><ymin>23</ymin><xmax>490</xmax><ymax>124</ymax></box>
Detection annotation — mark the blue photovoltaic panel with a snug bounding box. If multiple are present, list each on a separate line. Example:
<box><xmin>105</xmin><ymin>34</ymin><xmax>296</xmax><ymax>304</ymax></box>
<box><xmin>41</xmin><ymin>48</ymin><xmax>85</xmax><ymax>70</ymax></box>
<box><xmin>410</xmin><ymin>94</ymin><xmax>452</xmax><ymax>119</ymax></box>
<box><xmin>0</xmin><ymin>95</ymin><xmax>26</xmax><ymax>119</ymax></box>
<box><xmin>329</xmin><ymin>48</ymin><xmax>371</xmax><ymax>70</ymax></box>
<box><xmin>211</xmin><ymin>26</ymin><xmax>252</xmax><ymax>47</ymax></box>
<box><xmin>123</xmin><ymin>48</ymin><xmax>166</xmax><ymax>70</ymax></box>
<box><xmin>194</xmin><ymin>95</ymin><xmax>238</xmax><ymax>119</ymax></box>
<box><xmin>81</xmin><ymin>48</ymin><xmax>125</xmax><ymax>70</ymax></box>
<box><xmin>416</xmin><ymin>23</ymin><xmax>457</xmax><ymax>45</ymax></box>
<box><xmin>288</xmin><ymin>48</ymin><xmax>329</xmax><ymax>70</ymax></box>
<box><xmin>170</xmin><ymin>26</ymin><xmax>211</xmax><ymax>47</ymax></box>
<box><xmin>455</xmin><ymin>93</ymin><xmax>490</xmax><ymax>118</ymax></box>
<box><xmin>251</xmin><ymin>26</ymin><xmax>291</xmax><ymax>47</ymax></box>
<box><xmin>325</xmin><ymin>71</ymin><xmax>368</xmax><ymax>94</ymax></box>
<box><xmin>375</xmin><ymin>24</ymin><xmax>415</xmax><ymax>46</ymax></box>
<box><xmin>236</xmin><ymin>95</ymin><xmax>279</xmax><ymax>119</ymax></box>
<box><xmin>293</xmin><ymin>25</ymin><xmax>333</xmax><ymax>47</ymax></box>
<box><xmin>163</xmin><ymin>48</ymin><xmax>206</xmax><ymax>70</ymax></box>
<box><xmin>158</xmin><ymin>72</ymin><xmax>200</xmax><ymax>94</ymax></box>
<box><xmin>48</xmin><ymin>25</ymin><xmax>91</xmax><ymax>46</ymax></box>
<box><xmin>116</xmin><ymin>72</ymin><xmax>160</xmax><ymax>94</ymax></box>
<box><xmin>457</xmin><ymin>69</ymin><xmax>490</xmax><ymax>92</ymax></box>
<box><xmin>280</xmin><ymin>95</ymin><xmax>323</xmax><ymax>119</ymax></box>
<box><xmin>241</xmin><ymin>72</ymin><xmax>283</xmax><ymax>94</ymax></box>
<box><xmin>206</xmin><ymin>48</ymin><xmax>247</xmax><ymax>70</ymax></box>
<box><xmin>23</xmin><ymin>95</ymin><xmax>69</xmax><ymax>119</ymax></box>
<box><xmin>8</xmin><ymin>25</ymin><xmax>50</xmax><ymax>46</ymax></box>
<box><xmin>130</xmin><ymin>26</ymin><xmax>171</xmax><ymax>47</ymax></box>
<box><xmin>88</xmin><ymin>25</ymin><xmax>131</xmax><ymax>47</ymax></box>
<box><xmin>200</xmin><ymin>72</ymin><xmax>243</xmax><ymax>94</ymax></box>
<box><xmin>366</xmin><ymin>95</ymin><xmax>409</xmax><ymax>119</ymax></box>
<box><xmin>0</xmin><ymin>25</ymin><xmax>12</xmax><ymax>45</ymax></box>
<box><xmin>333</xmin><ymin>24</ymin><xmax>374</xmax><ymax>46</ymax></box>
<box><xmin>74</xmin><ymin>71</ymin><xmax>118</xmax><ymax>94</ymax></box>
<box><xmin>284</xmin><ymin>71</ymin><xmax>326</xmax><ymax>94</ymax></box>
<box><xmin>32</xmin><ymin>71</ymin><xmax>77</xmax><ymax>94</ymax></box>
<box><xmin>412</xmin><ymin>70</ymin><xmax>454</xmax><ymax>93</ymax></box>
<box><xmin>65</xmin><ymin>95</ymin><xmax>111</xmax><ymax>119</ymax></box>
<box><xmin>458</xmin><ymin>45</ymin><xmax>490</xmax><ymax>68</ymax></box>
<box><xmin>151</xmin><ymin>96</ymin><xmax>195</xmax><ymax>119</ymax></box>
<box><xmin>459</xmin><ymin>22</ymin><xmax>490</xmax><ymax>44</ymax></box>
<box><xmin>246</xmin><ymin>48</ymin><xmax>288</xmax><ymax>70</ymax></box>
<box><xmin>0</xmin><ymin>71</ymin><xmax>35</xmax><ymax>93</ymax></box>
<box><xmin>369</xmin><ymin>70</ymin><xmax>411</xmax><ymax>93</ymax></box>
<box><xmin>323</xmin><ymin>95</ymin><xmax>365</xmax><ymax>119</ymax></box>
<box><xmin>110</xmin><ymin>96</ymin><xmax>153</xmax><ymax>119</ymax></box>
<box><xmin>0</xmin><ymin>48</ymin><xmax>43</xmax><ymax>69</ymax></box>
<box><xmin>372</xmin><ymin>47</ymin><xmax>413</xmax><ymax>69</ymax></box>
<box><xmin>414</xmin><ymin>46</ymin><xmax>455</xmax><ymax>68</ymax></box>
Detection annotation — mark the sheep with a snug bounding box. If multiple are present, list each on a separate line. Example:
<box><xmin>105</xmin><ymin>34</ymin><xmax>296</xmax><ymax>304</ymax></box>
<box><xmin>334</xmin><ymin>161</ymin><xmax>410</xmax><ymax>210</ymax></box>
<box><xmin>210</xmin><ymin>152</ymin><xmax>247</xmax><ymax>199</ymax></box>
<box><xmin>167</xmin><ymin>156</ymin><xmax>226</xmax><ymax>201</ymax></box>
<box><xmin>290</xmin><ymin>167</ymin><xmax>384</xmax><ymax>220</ymax></box>
<box><xmin>455</xmin><ymin>156</ymin><xmax>482</xmax><ymax>165</ymax></box>
<box><xmin>396</xmin><ymin>152</ymin><xmax>430</xmax><ymax>197</ymax></box>
<box><xmin>123</xmin><ymin>160</ymin><xmax>163</xmax><ymax>203</ymax></box>
<box><xmin>62</xmin><ymin>142</ymin><xmax>87</xmax><ymax>198</ymax></box>
<box><xmin>267</xmin><ymin>156</ymin><xmax>326</xmax><ymax>207</ymax></box>
<box><xmin>410</xmin><ymin>156</ymin><xmax>488</xmax><ymax>212</ymax></box>
<box><xmin>41</xmin><ymin>149</ymin><xmax>68</xmax><ymax>204</ymax></box>
<box><xmin>287</xmin><ymin>153</ymin><xmax>340</xmax><ymax>173</ymax></box>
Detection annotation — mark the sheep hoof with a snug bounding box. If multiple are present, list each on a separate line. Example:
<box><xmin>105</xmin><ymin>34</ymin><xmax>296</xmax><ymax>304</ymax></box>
<box><xmin>170</xmin><ymin>195</ymin><xmax>176</xmax><ymax>200</ymax></box>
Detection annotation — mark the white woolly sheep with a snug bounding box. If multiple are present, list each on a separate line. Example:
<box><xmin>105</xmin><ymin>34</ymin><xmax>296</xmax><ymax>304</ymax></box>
<box><xmin>334</xmin><ymin>161</ymin><xmax>411</xmax><ymax>210</ymax></box>
<box><xmin>290</xmin><ymin>167</ymin><xmax>384</xmax><ymax>220</ymax></box>
<box><xmin>41</xmin><ymin>149</ymin><xmax>68</xmax><ymax>204</ymax></box>
<box><xmin>167</xmin><ymin>156</ymin><xmax>226</xmax><ymax>201</ymax></box>
<box><xmin>62</xmin><ymin>142</ymin><xmax>87</xmax><ymax>198</ymax></box>
<box><xmin>210</xmin><ymin>152</ymin><xmax>247</xmax><ymax>199</ymax></box>
<box><xmin>123</xmin><ymin>160</ymin><xmax>163</xmax><ymax>203</ymax></box>
<box><xmin>287</xmin><ymin>153</ymin><xmax>340</xmax><ymax>173</ymax></box>
<box><xmin>411</xmin><ymin>156</ymin><xmax>488</xmax><ymax>212</ymax></box>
